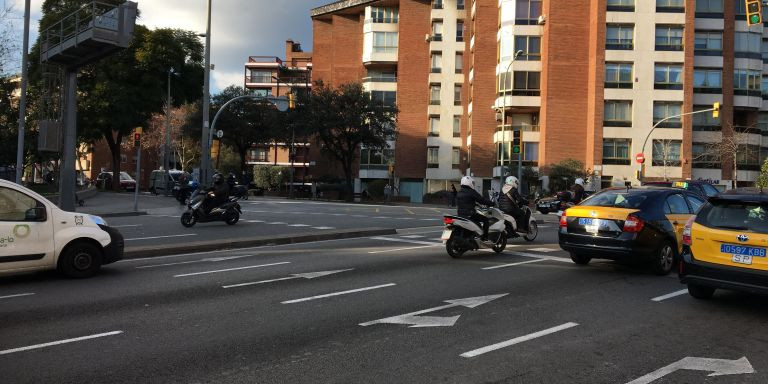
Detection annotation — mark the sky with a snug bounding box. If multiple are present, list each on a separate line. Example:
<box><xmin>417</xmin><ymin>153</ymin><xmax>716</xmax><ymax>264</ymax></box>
<box><xmin>5</xmin><ymin>0</ymin><xmax>331</xmax><ymax>92</ymax></box>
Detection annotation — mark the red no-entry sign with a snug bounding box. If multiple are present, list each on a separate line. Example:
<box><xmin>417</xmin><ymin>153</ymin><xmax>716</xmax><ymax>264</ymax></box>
<box><xmin>635</xmin><ymin>152</ymin><xmax>645</xmax><ymax>164</ymax></box>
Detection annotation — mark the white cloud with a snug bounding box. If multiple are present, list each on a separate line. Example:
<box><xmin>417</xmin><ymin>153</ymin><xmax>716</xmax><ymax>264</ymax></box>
<box><xmin>212</xmin><ymin>69</ymin><xmax>244</xmax><ymax>91</ymax></box>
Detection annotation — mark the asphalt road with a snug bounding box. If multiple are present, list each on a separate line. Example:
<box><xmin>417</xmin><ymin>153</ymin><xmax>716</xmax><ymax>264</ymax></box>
<box><xmin>102</xmin><ymin>197</ymin><xmax>561</xmax><ymax>250</ymax></box>
<box><xmin>1</xmin><ymin>225</ymin><xmax>766</xmax><ymax>383</ymax></box>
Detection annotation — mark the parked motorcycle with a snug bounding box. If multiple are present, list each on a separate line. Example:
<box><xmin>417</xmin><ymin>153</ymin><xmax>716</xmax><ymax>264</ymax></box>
<box><xmin>441</xmin><ymin>205</ymin><xmax>508</xmax><ymax>258</ymax></box>
<box><xmin>180</xmin><ymin>192</ymin><xmax>242</xmax><ymax>227</ymax></box>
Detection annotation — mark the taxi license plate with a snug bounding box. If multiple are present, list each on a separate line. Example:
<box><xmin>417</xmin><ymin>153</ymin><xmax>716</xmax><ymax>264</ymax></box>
<box><xmin>721</xmin><ymin>244</ymin><xmax>767</xmax><ymax>257</ymax></box>
<box><xmin>578</xmin><ymin>218</ymin><xmax>594</xmax><ymax>226</ymax></box>
<box><xmin>733</xmin><ymin>254</ymin><xmax>753</xmax><ymax>265</ymax></box>
<box><xmin>441</xmin><ymin>229</ymin><xmax>452</xmax><ymax>240</ymax></box>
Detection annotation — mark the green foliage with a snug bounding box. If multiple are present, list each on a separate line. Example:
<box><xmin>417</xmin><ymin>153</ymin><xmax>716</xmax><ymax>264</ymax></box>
<box><xmin>366</xmin><ymin>179</ymin><xmax>388</xmax><ymax>198</ymax></box>
<box><xmin>756</xmin><ymin>158</ymin><xmax>768</xmax><ymax>191</ymax></box>
<box><xmin>252</xmin><ymin>165</ymin><xmax>287</xmax><ymax>190</ymax></box>
<box><xmin>542</xmin><ymin>158</ymin><xmax>590</xmax><ymax>193</ymax></box>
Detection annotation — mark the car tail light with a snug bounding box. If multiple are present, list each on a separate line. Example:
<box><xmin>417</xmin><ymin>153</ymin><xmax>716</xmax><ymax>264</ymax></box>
<box><xmin>682</xmin><ymin>215</ymin><xmax>696</xmax><ymax>246</ymax></box>
<box><xmin>559</xmin><ymin>212</ymin><xmax>567</xmax><ymax>228</ymax></box>
<box><xmin>623</xmin><ymin>214</ymin><xmax>644</xmax><ymax>233</ymax></box>
<box><xmin>443</xmin><ymin>217</ymin><xmax>454</xmax><ymax>225</ymax></box>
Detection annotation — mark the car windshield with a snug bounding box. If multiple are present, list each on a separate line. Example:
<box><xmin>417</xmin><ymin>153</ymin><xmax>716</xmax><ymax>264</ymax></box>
<box><xmin>580</xmin><ymin>191</ymin><xmax>647</xmax><ymax>209</ymax></box>
<box><xmin>700</xmin><ymin>183</ymin><xmax>719</xmax><ymax>197</ymax></box>
<box><xmin>120</xmin><ymin>172</ymin><xmax>133</xmax><ymax>181</ymax></box>
<box><xmin>697</xmin><ymin>201</ymin><xmax>768</xmax><ymax>233</ymax></box>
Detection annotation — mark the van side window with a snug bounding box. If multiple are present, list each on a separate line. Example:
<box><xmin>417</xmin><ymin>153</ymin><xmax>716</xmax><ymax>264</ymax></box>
<box><xmin>0</xmin><ymin>187</ymin><xmax>42</xmax><ymax>221</ymax></box>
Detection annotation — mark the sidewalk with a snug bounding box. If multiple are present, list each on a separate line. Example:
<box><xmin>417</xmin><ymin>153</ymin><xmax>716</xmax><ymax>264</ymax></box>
<box><xmin>74</xmin><ymin>191</ymin><xmax>181</xmax><ymax>217</ymax></box>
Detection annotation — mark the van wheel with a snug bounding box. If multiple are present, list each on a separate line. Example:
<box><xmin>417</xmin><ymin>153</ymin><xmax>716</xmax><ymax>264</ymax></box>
<box><xmin>687</xmin><ymin>284</ymin><xmax>715</xmax><ymax>299</ymax></box>
<box><xmin>652</xmin><ymin>241</ymin><xmax>676</xmax><ymax>275</ymax></box>
<box><xmin>570</xmin><ymin>252</ymin><xmax>591</xmax><ymax>265</ymax></box>
<box><xmin>58</xmin><ymin>242</ymin><xmax>102</xmax><ymax>278</ymax></box>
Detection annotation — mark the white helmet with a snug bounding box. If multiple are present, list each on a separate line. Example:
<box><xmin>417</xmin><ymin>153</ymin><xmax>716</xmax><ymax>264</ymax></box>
<box><xmin>575</xmin><ymin>178</ymin><xmax>585</xmax><ymax>187</ymax></box>
<box><xmin>460</xmin><ymin>176</ymin><xmax>475</xmax><ymax>188</ymax></box>
<box><xmin>505</xmin><ymin>176</ymin><xmax>519</xmax><ymax>189</ymax></box>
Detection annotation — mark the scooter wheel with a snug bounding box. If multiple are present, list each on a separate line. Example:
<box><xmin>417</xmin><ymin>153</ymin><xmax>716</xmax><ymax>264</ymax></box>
<box><xmin>523</xmin><ymin>221</ymin><xmax>538</xmax><ymax>242</ymax></box>
<box><xmin>180</xmin><ymin>212</ymin><xmax>196</xmax><ymax>228</ymax></box>
<box><xmin>492</xmin><ymin>233</ymin><xmax>507</xmax><ymax>253</ymax></box>
<box><xmin>446</xmin><ymin>234</ymin><xmax>464</xmax><ymax>258</ymax></box>
<box><xmin>224</xmin><ymin>210</ymin><xmax>239</xmax><ymax>225</ymax></box>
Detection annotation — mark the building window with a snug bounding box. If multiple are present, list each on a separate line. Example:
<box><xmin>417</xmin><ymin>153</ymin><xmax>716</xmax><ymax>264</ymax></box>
<box><xmin>523</xmin><ymin>142</ymin><xmax>539</xmax><ymax>163</ymax></box>
<box><xmin>455</xmin><ymin>53</ymin><xmax>463</xmax><ymax>74</ymax></box>
<box><xmin>737</xmin><ymin>144</ymin><xmax>761</xmax><ymax>170</ymax></box>
<box><xmin>247</xmin><ymin>70</ymin><xmax>272</xmax><ymax>83</ymax></box>
<box><xmin>249</xmin><ymin>148</ymin><xmax>269</xmax><ymax>163</ymax></box>
<box><xmin>653</xmin><ymin>102</ymin><xmax>682</xmax><ymax>128</ymax></box>
<box><xmin>602</xmin><ymin>138</ymin><xmax>631</xmax><ymax>165</ymax></box>
<box><xmin>427</xmin><ymin>147</ymin><xmax>440</xmax><ymax>168</ymax></box>
<box><xmin>370</xmin><ymin>7</ymin><xmax>398</xmax><ymax>23</ymax></box>
<box><xmin>432</xmin><ymin>21</ymin><xmax>443</xmax><ymax>41</ymax></box>
<box><xmin>456</xmin><ymin>21</ymin><xmax>464</xmax><ymax>42</ymax></box>
<box><xmin>656</xmin><ymin>0</ymin><xmax>684</xmax><ymax>13</ymax></box>
<box><xmin>606</xmin><ymin>24</ymin><xmax>634</xmax><ymax>50</ymax></box>
<box><xmin>734</xmin><ymin>32</ymin><xmax>761</xmax><ymax>59</ymax></box>
<box><xmin>514</xmin><ymin>35</ymin><xmax>541</xmax><ymax>61</ymax></box>
<box><xmin>515</xmin><ymin>0</ymin><xmax>542</xmax><ymax>25</ymax></box>
<box><xmin>692</xmin><ymin>105</ymin><xmax>721</xmax><ymax>131</ymax></box>
<box><xmin>607</xmin><ymin>0</ymin><xmax>634</xmax><ymax>12</ymax></box>
<box><xmin>360</xmin><ymin>148</ymin><xmax>394</xmax><ymax>169</ymax></box>
<box><xmin>429</xmin><ymin>116</ymin><xmax>440</xmax><ymax>136</ymax></box>
<box><xmin>763</xmin><ymin>77</ymin><xmax>768</xmax><ymax>99</ymax></box>
<box><xmin>364</xmin><ymin>70</ymin><xmax>397</xmax><ymax>83</ymax></box>
<box><xmin>604</xmin><ymin>100</ymin><xmax>632</xmax><ymax>127</ymax></box>
<box><xmin>652</xmin><ymin>140</ymin><xmax>682</xmax><ymax>166</ymax></box>
<box><xmin>372</xmin><ymin>32</ymin><xmax>398</xmax><ymax>53</ymax></box>
<box><xmin>457</xmin><ymin>0</ymin><xmax>465</xmax><ymax>10</ymax></box>
<box><xmin>655</xmin><ymin>25</ymin><xmax>683</xmax><ymax>51</ymax></box>
<box><xmin>734</xmin><ymin>0</ymin><xmax>748</xmax><ymax>16</ymax></box>
<box><xmin>733</xmin><ymin>69</ymin><xmax>762</xmax><ymax>96</ymax></box>
<box><xmin>512</xmin><ymin>71</ymin><xmax>540</xmax><ymax>96</ymax></box>
<box><xmin>453</xmin><ymin>116</ymin><xmax>461</xmax><ymax>137</ymax></box>
<box><xmin>695</xmin><ymin>0</ymin><xmax>723</xmax><ymax>17</ymax></box>
<box><xmin>433</xmin><ymin>0</ymin><xmax>443</xmax><ymax>9</ymax></box>
<box><xmin>431</xmin><ymin>52</ymin><xmax>442</xmax><ymax>73</ymax></box>
<box><xmin>693</xmin><ymin>68</ymin><xmax>722</xmax><ymax>93</ymax></box>
<box><xmin>452</xmin><ymin>147</ymin><xmax>461</xmax><ymax>169</ymax></box>
<box><xmin>654</xmin><ymin>63</ymin><xmax>683</xmax><ymax>90</ymax></box>
<box><xmin>499</xmin><ymin>35</ymin><xmax>514</xmax><ymax>62</ymax></box>
<box><xmin>694</xmin><ymin>31</ymin><xmax>722</xmax><ymax>56</ymax></box>
<box><xmin>371</xmin><ymin>91</ymin><xmax>396</xmax><ymax>107</ymax></box>
<box><xmin>605</xmin><ymin>62</ymin><xmax>633</xmax><ymax>89</ymax></box>
<box><xmin>250</xmin><ymin>88</ymin><xmax>272</xmax><ymax>97</ymax></box>
<box><xmin>692</xmin><ymin>142</ymin><xmax>721</xmax><ymax>168</ymax></box>
<box><xmin>430</xmin><ymin>84</ymin><xmax>441</xmax><ymax>105</ymax></box>
<box><xmin>454</xmin><ymin>84</ymin><xmax>462</xmax><ymax>105</ymax></box>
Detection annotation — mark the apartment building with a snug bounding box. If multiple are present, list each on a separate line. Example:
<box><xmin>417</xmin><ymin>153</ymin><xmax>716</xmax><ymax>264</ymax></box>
<box><xmin>243</xmin><ymin>40</ymin><xmax>313</xmax><ymax>182</ymax></box>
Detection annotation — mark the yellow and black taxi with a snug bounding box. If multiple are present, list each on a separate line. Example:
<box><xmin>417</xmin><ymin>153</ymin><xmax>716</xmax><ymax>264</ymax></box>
<box><xmin>679</xmin><ymin>192</ymin><xmax>768</xmax><ymax>299</ymax></box>
<box><xmin>559</xmin><ymin>187</ymin><xmax>707</xmax><ymax>275</ymax></box>
<box><xmin>642</xmin><ymin>180</ymin><xmax>720</xmax><ymax>198</ymax></box>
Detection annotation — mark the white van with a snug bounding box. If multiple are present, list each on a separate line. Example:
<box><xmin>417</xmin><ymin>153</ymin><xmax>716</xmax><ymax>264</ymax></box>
<box><xmin>149</xmin><ymin>170</ymin><xmax>184</xmax><ymax>194</ymax></box>
<box><xmin>0</xmin><ymin>179</ymin><xmax>123</xmax><ymax>278</ymax></box>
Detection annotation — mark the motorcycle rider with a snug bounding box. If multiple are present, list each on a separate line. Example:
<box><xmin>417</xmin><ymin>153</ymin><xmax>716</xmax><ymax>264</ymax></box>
<box><xmin>201</xmin><ymin>173</ymin><xmax>230</xmax><ymax>214</ymax></box>
<box><xmin>571</xmin><ymin>178</ymin><xmax>586</xmax><ymax>204</ymax></box>
<box><xmin>498</xmin><ymin>176</ymin><xmax>529</xmax><ymax>232</ymax></box>
<box><xmin>457</xmin><ymin>176</ymin><xmax>494</xmax><ymax>240</ymax></box>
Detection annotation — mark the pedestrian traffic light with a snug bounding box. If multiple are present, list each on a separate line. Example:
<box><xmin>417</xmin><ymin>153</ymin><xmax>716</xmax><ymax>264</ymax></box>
<box><xmin>133</xmin><ymin>127</ymin><xmax>142</xmax><ymax>147</ymax></box>
<box><xmin>713</xmin><ymin>102</ymin><xmax>720</xmax><ymax>118</ymax></box>
<box><xmin>746</xmin><ymin>0</ymin><xmax>762</xmax><ymax>26</ymax></box>
<box><xmin>511</xmin><ymin>129</ymin><xmax>521</xmax><ymax>154</ymax></box>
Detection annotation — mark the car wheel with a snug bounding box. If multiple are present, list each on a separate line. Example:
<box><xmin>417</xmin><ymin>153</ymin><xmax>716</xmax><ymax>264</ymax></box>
<box><xmin>181</xmin><ymin>212</ymin><xmax>196</xmax><ymax>228</ymax></box>
<box><xmin>570</xmin><ymin>252</ymin><xmax>591</xmax><ymax>265</ymax></box>
<box><xmin>58</xmin><ymin>241</ymin><xmax>102</xmax><ymax>278</ymax></box>
<box><xmin>652</xmin><ymin>241</ymin><xmax>676</xmax><ymax>275</ymax></box>
<box><xmin>687</xmin><ymin>283</ymin><xmax>715</xmax><ymax>300</ymax></box>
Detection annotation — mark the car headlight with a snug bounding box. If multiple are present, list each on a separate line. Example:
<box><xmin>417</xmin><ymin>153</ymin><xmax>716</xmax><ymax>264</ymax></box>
<box><xmin>89</xmin><ymin>215</ymin><xmax>108</xmax><ymax>227</ymax></box>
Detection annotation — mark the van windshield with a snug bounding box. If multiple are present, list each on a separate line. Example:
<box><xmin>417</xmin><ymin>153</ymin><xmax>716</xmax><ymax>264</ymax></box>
<box><xmin>697</xmin><ymin>201</ymin><xmax>768</xmax><ymax>233</ymax></box>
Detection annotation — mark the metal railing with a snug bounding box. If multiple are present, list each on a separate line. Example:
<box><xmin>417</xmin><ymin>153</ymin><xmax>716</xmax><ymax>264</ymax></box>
<box><xmin>41</xmin><ymin>2</ymin><xmax>120</xmax><ymax>52</ymax></box>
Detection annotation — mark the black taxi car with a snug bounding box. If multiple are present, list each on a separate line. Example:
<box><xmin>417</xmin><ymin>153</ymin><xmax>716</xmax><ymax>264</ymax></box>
<box><xmin>642</xmin><ymin>180</ymin><xmax>720</xmax><ymax>198</ymax></box>
<box><xmin>679</xmin><ymin>192</ymin><xmax>768</xmax><ymax>299</ymax></box>
<box><xmin>559</xmin><ymin>187</ymin><xmax>707</xmax><ymax>275</ymax></box>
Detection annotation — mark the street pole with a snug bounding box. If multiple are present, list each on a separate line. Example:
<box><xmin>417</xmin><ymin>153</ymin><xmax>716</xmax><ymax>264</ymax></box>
<box><xmin>164</xmin><ymin>69</ymin><xmax>172</xmax><ymax>195</ymax></box>
<box><xmin>14</xmin><ymin>0</ymin><xmax>30</xmax><ymax>184</ymax></box>
<box><xmin>497</xmin><ymin>50</ymin><xmax>522</xmax><ymax>189</ymax></box>
<box><xmin>58</xmin><ymin>70</ymin><xmax>77</xmax><ymax>211</ymax></box>
<box><xmin>134</xmin><ymin>139</ymin><xmax>141</xmax><ymax>212</ymax></box>
<box><xmin>200</xmin><ymin>0</ymin><xmax>212</xmax><ymax>186</ymax></box>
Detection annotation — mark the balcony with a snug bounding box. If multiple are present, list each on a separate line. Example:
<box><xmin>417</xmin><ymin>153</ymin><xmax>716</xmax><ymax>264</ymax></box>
<box><xmin>246</xmin><ymin>56</ymin><xmax>311</xmax><ymax>70</ymax></box>
<box><xmin>362</xmin><ymin>75</ymin><xmax>397</xmax><ymax>83</ymax></box>
<box><xmin>245</xmin><ymin>75</ymin><xmax>310</xmax><ymax>86</ymax></box>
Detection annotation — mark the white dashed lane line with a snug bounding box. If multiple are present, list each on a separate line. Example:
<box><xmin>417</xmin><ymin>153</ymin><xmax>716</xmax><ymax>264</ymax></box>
<box><xmin>651</xmin><ymin>289</ymin><xmax>688</xmax><ymax>302</ymax></box>
<box><xmin>0</xmin><ymin>293</ymin><xmax>35</xmax><ymax>300</ymax></box>
<box><xmin>460</xmin><ymin>322</ymin><xmax>579</xmax><ymax>358</ymax></box>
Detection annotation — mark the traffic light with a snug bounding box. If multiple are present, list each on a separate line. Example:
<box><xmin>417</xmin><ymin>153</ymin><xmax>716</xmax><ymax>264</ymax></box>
<box><xmin>511</xmin><ymin>129</ymin><xmax>521</xmax><ymax>154</ymax></box>
<box><xmin>713</xmin><ymin>102</ymin><xmax>720</xmax><ymax>118</ymax></box>
<box><xmin>288</xmin><ymin>92</ymin><xmax>295</xmax><ymax>109</ymax></box>
<box><xmin>133</xmin><ymin>127</ymin><xmax>142</xmax><ymax>147</ymax></box>
<box><xmin>746</xmin><ymin>0</ymin><xmax>762</xmax><ymax>26</ymax></box>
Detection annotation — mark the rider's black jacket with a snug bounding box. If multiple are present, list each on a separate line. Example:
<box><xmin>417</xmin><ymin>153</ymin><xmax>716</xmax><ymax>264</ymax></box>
<box><xmin>498</xmin><ymin>187</ymin><xmax>524</xmax><ymax>214</ymax></box>
<box><xmin>208</xmin><ymin>182</ymin><xmax>230</xmax><ymax>206</ymax></box>
<box><xmin>457</xmin><ymin>185</ymin><xmax>493</xmax><ymax>218</ymax></box>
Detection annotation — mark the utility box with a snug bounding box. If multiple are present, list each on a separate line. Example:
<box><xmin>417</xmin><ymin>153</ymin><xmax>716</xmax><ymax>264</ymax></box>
<box><xmin>38</xmin><ymin>120</ymin><xmax>62</xmax><ymax>152</ymax></box>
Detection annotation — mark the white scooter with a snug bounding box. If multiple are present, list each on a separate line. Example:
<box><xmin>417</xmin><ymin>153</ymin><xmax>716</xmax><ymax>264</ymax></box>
<box><xmin>441</xmin><ymin>205</ymin><xmax>509</xmax><ymax>258</ymax></box>
<box><xmin>503</xmin><ymin>204</ymin><xmax>539</xmax><ymax>242</ymax></box>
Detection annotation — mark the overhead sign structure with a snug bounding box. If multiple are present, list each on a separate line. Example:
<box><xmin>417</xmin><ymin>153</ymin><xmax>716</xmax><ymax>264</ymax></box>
<box><xmin>626</xmin><ymin>356</ymin><xmax>754</xmax><ymax>384</ymax></box>
<box><xmin>359</xmin><ymin>293</ymin><xmax>508</xmax><ymax>328</ymax></box>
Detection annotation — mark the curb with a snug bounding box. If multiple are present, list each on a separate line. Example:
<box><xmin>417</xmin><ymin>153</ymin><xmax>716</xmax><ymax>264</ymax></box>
<box><xmin>123</xmin><ymin>227</ymin><xmax>397</xmax><ymax>259</ymax></box>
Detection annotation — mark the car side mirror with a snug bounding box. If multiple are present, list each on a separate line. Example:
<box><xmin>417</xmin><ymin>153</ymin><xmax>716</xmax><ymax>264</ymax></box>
<box><xmin>25</xmin><ymin>207</ymin><xmax>47</xmax><ymax>222</ymax></box>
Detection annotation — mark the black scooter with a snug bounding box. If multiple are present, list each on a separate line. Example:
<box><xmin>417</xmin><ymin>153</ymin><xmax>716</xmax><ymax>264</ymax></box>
<box><xmin>180</xmin><ymin>191</ymin><xmax>242</xmax><ymax>227</ymax></box>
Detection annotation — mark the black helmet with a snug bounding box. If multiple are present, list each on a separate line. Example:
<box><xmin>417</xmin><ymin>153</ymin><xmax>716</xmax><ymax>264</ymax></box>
<box><xmin>212</xmin><ymin>173</ymin><xmax>223</xmax><ymax>184</ymax></box>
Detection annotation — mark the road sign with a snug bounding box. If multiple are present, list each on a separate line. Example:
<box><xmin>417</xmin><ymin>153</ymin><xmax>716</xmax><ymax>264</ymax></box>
<box><xmin>359</xmin><ymin>293</ymin><xmax>508</xmax><ymax>328</ymax></box>
<box><xmin>626</xmin><ymin>356</ymin><xmax>754</xmax><ymax>384</ymax></box>
<box><xmin>635</xmin><ymin>152</ymin><xmax>645</xmax><ymax>164</ymax></box>
<box><xmin>216</xmin><ymin>129</ymin><xmax>223</xmax><ymax>139</ymax></box>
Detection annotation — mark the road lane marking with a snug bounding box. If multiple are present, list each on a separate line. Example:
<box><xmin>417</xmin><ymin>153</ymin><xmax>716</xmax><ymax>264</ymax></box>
<box><xmin>125</xmin><ymin>234</ymin><xmax>196</xmax><ymax>241</ymax></box>
<box><xmin>136</xmin><ymin>255</ymin><xmax>252</xmax><ymax>269</ymax></box>
<box><xmin>368</xmin><ymin>245</ymin><xmax>442</xmax><ymax>254</ymax></box>
<box><xmin>312</xmin><ymin>226</ymin><xmax>335</xmax><ymax>230</ymax></box>
<box><xmin>405</xmin><ymin>208</ymin><xmax>415</xmax><ymax>214</ymax></box>
<box><xmin>245</xmin><ymin>220</ymin><xmax>264</xmax><ymax>223</ymax></box>
<box><xmin>651</xmin><ymin>289</ymin><xmax>688</xmax><ymax>302</ymax></box>
<box><xmin>482</xmin><ymin>259</ymin><xmax>547</xmax><ymax>270</ymax></box>
<box><xmin>173</xmin><ymin>262</ymin><xmax>290</xmax><ymax>277</ymax></box>
<box><xmin>401</xmin><ymin>235</ymin><xmax>425</xmax><ymax>238</ymax></box>
<box><xmin>266</xmin><ymin>222</ymin><xmax>287</xmax><ymax>225</ymax></box>
<box><xmin>110</xmin><ymin>224</ymin><xmax>141</xmax><ymax>228</ymax></box>
<box><xmin>282</xmin><ymin>283</ymin><xmax>396</xmax><ymax>304</ymax></box>
<box><xmin>0</xmin><ymin>331</ymin><xmax>123</xmax><ymax>355</ymax></box>
<box><xmin>288</xmin><ymin>224</ymin><xmax>310</xmax><ymax>227</ymax></box>
<box><xmin>527</xmin><ymin>248</ymin><xmax>559</xmax><ymax>253</ymax></box>
<box><xmin>370</xmin><ymin>236</ymin><xmax>440</xmax><ymax>246</ymax></box>
<box><xmin>222</xmin><ymin>269</ymin><xmax>353</xmax><ymax>289</ymax></box>
<box><xmin>460</xmin><ymin>322</ymin><xmax>579</xmax><ymax>358</ymax></box>
<box><xmin>504</xmin><ymin>251</ymin><xmax>571</xmax><ymax>263</ymax></box>
<box><xmin>0</xmin><ymin>293</ymin><xmax>35</xmax><ymax>300</ymax></box>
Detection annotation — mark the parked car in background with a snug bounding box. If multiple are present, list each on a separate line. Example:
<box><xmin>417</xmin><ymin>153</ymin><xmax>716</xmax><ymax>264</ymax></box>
<box><xmin>149</xmin><ymin>170</ymin><xmax>186</xmax><ymax>195</ymax></box>
<box><xmin>96</xmin><ymin>172</ymin><xmax>136</xmax><ymax>191</ymax></box>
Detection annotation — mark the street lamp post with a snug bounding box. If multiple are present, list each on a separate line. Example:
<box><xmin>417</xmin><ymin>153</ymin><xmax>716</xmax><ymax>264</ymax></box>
<box><xmin>200</xmin><ymin>0</ymin><xmax>213</xmax><ymax>186</ymax></box>
<box><xmin>272</xmin><ymin>76</ymin><xmax>296</xmax><ymax>199</ymax></box>
<box><xmin>164</xmin><ymin>68</ymin><xmax>179</xmax><ymax>195</ymax></box>
<box><xmin>14</xmin><ymin>0</ymin><xmax>31</xmax><ymax>184</ymax></box>
<box><xmin>496</xmin><ymin>50</ymin><xmax>523</xmax><ymax>189</ymax></box>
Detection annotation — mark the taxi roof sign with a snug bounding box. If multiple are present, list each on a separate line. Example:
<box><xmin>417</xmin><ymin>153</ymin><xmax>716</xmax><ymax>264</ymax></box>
<box><xmin>673</xmin><ymin>181</ymin><xmax>688</xmax><ymax>188</ymax></box>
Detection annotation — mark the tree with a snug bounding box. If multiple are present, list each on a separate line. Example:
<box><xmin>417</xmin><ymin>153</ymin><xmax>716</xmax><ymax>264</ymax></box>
<box><xmin>755</xmin><ymin>158</ymin><xmax>768</xmax><ymax>192</ymax></box>
<box><xmin>651</xmin><ymin>139</ymin><xmax>682</xmax><ymax>181</ymax></box>
<box><xmin>123</xmin><ymin>103</ymin><xmax>201</xmax><ymax>171</ymax></box>
<box><xmin>692</xmin><ymin>124</ymin><xmax>752</xmax><ymax>187</ymax></box>
<box><xmin>304</xmin><ymin>82</ymin><xmax>398</xmax><ymax>199</ymax></box>
<box><xmin>211</xmin><ymin>85</ymin><xmax>281</xmax><ymax>173</ymax></box>
<box><xmin>541</xmin><ymin>158</ymin><xmax>591</xmax><ymax>193</ymax></box>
